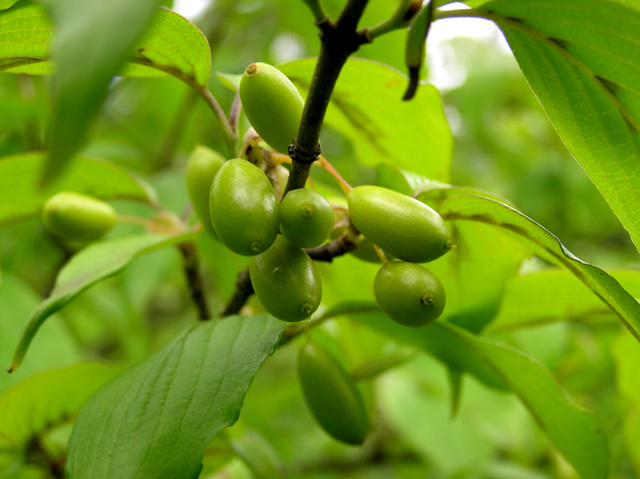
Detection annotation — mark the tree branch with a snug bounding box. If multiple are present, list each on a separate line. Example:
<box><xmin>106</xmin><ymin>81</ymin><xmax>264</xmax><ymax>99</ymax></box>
<box><xmin>222</xmin><ymin>266</ymin><xmax>254</xmax><ymax>317</ymax></box>
<box><xmin>284</xmin><ymin>0</ymin><xmax>371</xmax><ymax>194</ymax></box>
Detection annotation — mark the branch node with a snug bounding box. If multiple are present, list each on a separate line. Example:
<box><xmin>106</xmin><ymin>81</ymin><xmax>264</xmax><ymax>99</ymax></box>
<box><xmin>289</xmin><ymin>140</ymin><xmax>321</xmax><ymax>165</ymax></box>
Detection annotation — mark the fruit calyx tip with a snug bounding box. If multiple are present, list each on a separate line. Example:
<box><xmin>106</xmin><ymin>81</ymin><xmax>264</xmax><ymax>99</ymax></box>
<box><xmin>246</xmin><ymin>63</ymin><xmax>258</xmax><ymax>75</ymax></box>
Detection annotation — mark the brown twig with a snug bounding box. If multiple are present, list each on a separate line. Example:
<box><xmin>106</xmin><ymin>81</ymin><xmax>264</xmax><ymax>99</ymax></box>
<box><xmin>178</xmin><ymin>242</ymin><xmax>211</xmax><ymax>320</ymax></box>
<box><xmin>222</xmin><ymin>266</ymin><xmax>254</xmax><ymax>317</ymax></box>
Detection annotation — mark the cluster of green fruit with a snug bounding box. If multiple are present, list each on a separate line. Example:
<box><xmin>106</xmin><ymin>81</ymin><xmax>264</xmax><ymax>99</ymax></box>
<box><xmin>192</xmin><ymin>62</ymin><xmax>453</xmax><ymax>445</ymax></box>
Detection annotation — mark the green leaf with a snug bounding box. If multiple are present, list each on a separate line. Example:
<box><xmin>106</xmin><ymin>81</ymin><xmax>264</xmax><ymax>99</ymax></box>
<box><xmin>354</xmin><ymin>311</ymin><xmax>609</xmax><ymax>479</ymax></box>
<box><xmin>10</xmin><ymin>233</ymin><xmax>194</xmax><ymax>372</ymax></box>
<box><xmin>66</xmin><ymin>315</ymin><xmax>283</xmax><ymax>479</ymax></box>
<box><xmin>0</xmin><ymin>0</ymin><xmax>19</xmax><ymax>10</ymax></box>
<box><xmin>0</xmin><ymin>152</ymin><xmax>154</xmax><ymax>227</ymax></box>
<box><xmin>613</xmin><ymin>332</ymin><xmax>640</xmax><ymax>476</ymax></box>
<box><xmin>0</xmin><ymin>3</ymin><xmax>211</xmax><ymax>85</ymax></box>
<box><xmin>0</xmin><ymin>363</ymin><xmax>122</xmax><ymax>449</ymax></box>
<box><xmin>475</xmin><ymin>0</ymin><xmax>640</xmax><ymax>251</ymax></box>
<box><xmin>279</xmin><ymin>58</ymin><xmax>453</xmax><ymax>183</ymax></box>
<box><xmin>489</xmin><ymin>268</ymin><xmax>640</xmax><ymax>333</ymax></box>
<box><xmin>439</xmin><ymin>195</ymin><xmax>640</xmax><ymax>342</ymax></box>
<box><xmin>36</xmin><ymin>0</ymin><xmax>164</xmax><ymax>185</ymax></box>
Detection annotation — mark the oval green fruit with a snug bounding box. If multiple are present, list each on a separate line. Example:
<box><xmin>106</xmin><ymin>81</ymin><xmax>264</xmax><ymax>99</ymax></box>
<box><xmin>239</xmin><ymin>62</ymin><xmax>304</xmax><ymax>154</ymax></box>
<box><xmin>374</xmin><ymin>262</ymin><xmax>446</xmax><ymax>327</ymax></box>
<box><xmin>186</xmin><ymin>146</ymin><xmax>225</xmax><ymax>236</ymax></box>
<box><xmin>210</xmin><ymin>159</ymin><xmax>279</xmax><ymax>256</ymax></box>
<box><xmin>298</xmin><ymin>341</ymin><xmax>370</xmax><ymax>445</ymax></box>
<box><xmin>348</xmin><ymin>185</ymin><xmax>452</xmax><ymax>263</ymax></box>
<box><xmin>280</xmin><ymin>189</ymin><xmax>334</xmax><ymax>248</ymax></box>
<box><xmin>42</xmin><ymin>191</ymin><xmax>116</xmax><ymax>242</ymax></box>
<box><xmin>249</xmin><ymin>235</ymin><xmax>322</xmax><ymax>322</ymax></box>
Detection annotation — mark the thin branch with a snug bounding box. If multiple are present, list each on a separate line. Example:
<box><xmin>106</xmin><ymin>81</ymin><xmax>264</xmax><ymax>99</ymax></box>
<box><xmin>222</xmin><ymin>266</ymin><xmax>254</xmax><ymax>317</ymax></box>
<box><xmin>178</xmin><ymin>242</ymin><xmax>211</xmax><ymax>320</ymax></box>
<box><xmin>305</xmin><ymin>232</ymin><xmax>357</xmax><ymax>262</ymax></box>
<box><xmin>302</xmin><ymin>0</ymin><xmax>329</xmax><ymax>24</ymax></box>
<box><xmin>367</xmin><ymin>0</ymin><xmax>421</xmax><ymax>39</ymax></box>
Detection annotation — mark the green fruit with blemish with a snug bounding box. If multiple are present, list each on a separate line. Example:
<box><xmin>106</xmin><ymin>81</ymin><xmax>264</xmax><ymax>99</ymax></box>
<box><xmin>239</xmin><ymin>62</ymin><xmax>304</xmax><ymax>154</ymax></box>
<box><xmin>280</xmin><ymin>189</ymin><xmax>334</xmax><ymax>248</ymax></box>
<box><xmin>298</xmin><ymin>340</ymin><xmax>370</xmax><ymax>445</ymax></box>
<box><xmin>210</xmin><ymin>158</ymin><xmax>279</xmax><ymax>256</ymax></box>
<box><xmin>348</xmin><ymin>185</ymin><xmax>452</xmax><ymax>263</ymax></box>
<box><xmin>42</xmin><ymin>191</ymin><xmax>116</xmax><ymax>242</ymax></box>
<box><xmin>186</xmin><ymin>146</ymin><xmax>225</xmax><ymax>236</ymax></box>
<box><xmin>249</xmin><ymin>235</ymin><xmax>322</xmax><ymax>322</ymax></box>
<box><xmin>374</xmin><ymin>262</ymin><xmax>446</xmax><ymax>327</ymax></box>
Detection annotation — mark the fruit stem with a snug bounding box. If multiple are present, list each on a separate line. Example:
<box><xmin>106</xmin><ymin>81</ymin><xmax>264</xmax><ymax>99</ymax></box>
<box><xmin>116</xmin><ymin>214</ymin><xmax>176</xmax><ymax>235</ymax></box>
<box><xmin>284</xmin><ymin>0</ymin><xmax>371</xmax><ymax>194</ymax></box>
<box><xmin>373</xmin><ymin>245</ymin><xmax>389</xmax><ymax>264</ymax></box>
<box><xmin>318</xmin><ymin>155</ymin><xmax>353</xmax><ymax>194</ymax></box>
<box><xmin>301</xmin><ymin>0</ymin><xmax>329</xmax><ymax>24</ymax></box>
<box><xmin>367</xmin><ymin>0</ymin><xmax>420</xmax><ymax>39</ymax></box>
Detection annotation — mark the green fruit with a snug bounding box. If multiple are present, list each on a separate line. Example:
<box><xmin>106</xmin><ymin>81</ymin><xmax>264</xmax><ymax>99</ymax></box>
<box><xmin>348</xmin><ymin>185</ymin><xmax>452</xmax><ymax>263</ymax></box>
<box><xmin>210</xmin><ymin>159</ymin><xmax>279</xmax><ymax>256</ymax></box>
<box><xmin>280</xmin><ymin>189</ymin><xmax>334</xmax><ymax>248</ymax></box>
<box><xmin>249</xmin><ymin>235</ymin><xmax>322</xmax><ymax>322</ymax></box>
<box><xmin>374</xmin><ymin>262</ymin><xmax>446</xmax><ymax>327</ymax></box>
<box><xmin>239</xmin><ymin>62</ymin><xmax>304</xmax><ymax>154</ymax></box>
<box><xmin>42</xmin><ymin>191</ymin><xmax>116</xmax><ymax>242</ymax></box>
<box><xmin>298</xmin><ymin>341</ymin><xmax>370</xmax><ymax>445</ymax></box>
<box><xmin>186</xmin><ymin>146</ymin><xmax>225</xmax><ymax>236</ymax></box>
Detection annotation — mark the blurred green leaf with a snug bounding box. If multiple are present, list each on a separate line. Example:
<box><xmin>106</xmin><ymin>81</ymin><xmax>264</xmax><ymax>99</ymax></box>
<box><xmin>475</xmin><ymin>0</ymin><xmax>640</xmax><ymax>252</ymax></box>
<box><xmin>0</xmin><ymin>0</ymin><xmax>19</xmax><ymax>10</ymax></box>
<box><xmin>10</xmin><ymin>233</ymin><xmax>194</xmax><ymax>372</ymax></box>
<box><xmin>230</xmin><ymin>430</ymin><xmax>285</xmax><ymax>479</ymax></box>
<box><xmin>280</xmin><ymin>58</ymin><xmax>453</xmax><ymax>183</ymax></box>
<box><xmin>66</xmin><ymin>315</ymin><xmax>283</xmax><ymax>479</ymax></box>
<box><xmin>0</xmin><ymin>363</ymin><xmax>122</xmax><ymax>450</ymax></box>
<box><xmin>612</xmin><ymin>332</ymin><xmax>640</xmax><ymax>476</ymax></box>
<box><xmin>489</xmin><ymin>268</ymin><xmax>640</xmax><ymax>333</ymax></box>
<box><xmin>0</xmin><ymin>152</ymin><xmax>154</xmax><ymax>227</ymax></box>
<box><xmin>36</xmin><ymin>0</ymin><xmax>164</xmax><ymax>185</ymax></box>
<box><xmin>440</xmin><ymin>195</ymin><xmax>640</xmax><ymax>342</ymax></box>
<box><xmin>355</xmin><ymin>311</ymin><xmax>609</xmax><ymax>479</ymax></box>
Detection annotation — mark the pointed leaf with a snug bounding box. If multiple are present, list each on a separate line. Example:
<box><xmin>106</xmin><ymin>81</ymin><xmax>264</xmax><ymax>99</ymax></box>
<box><xmin>439</xmin><ymin>194</ymin><xmax>640</xmax><ymax>342</ymax></box>
<box><xmin>476</xmin><ymin>0</ymin><xmax>640</xmax><ymax>251</ymax></box>
<box><xmin>353</xmin><ymin>310</ymin><xmax>609</xmax><ymax>479</ymax></box>
<box><xmin>0</xmin><ymin>363</ymin><xmax>122</xmax><ymax>449</ymax></box>
<box><xmin>0</xmin><ymin>152</ymin><xmax>154</xmax><ymax>227</ymax></box>
<box><xmin>37</xmin><ymin>0</ymin><xmax>164</xmax><ymax>184</ymax></box>
<box><xmin>279</xmin><ymin>58</ymin><xmax>453</xmax><ymax>183</ymax></box>
<box><xmin>66</xmin><ymin>315</ymin><xmax>283</xmax><ymax>479</ymax></box>
<box><xmin>10</xmin><ymin>233</ymin><xmax>194</xmax><ymax>372</ymax></box>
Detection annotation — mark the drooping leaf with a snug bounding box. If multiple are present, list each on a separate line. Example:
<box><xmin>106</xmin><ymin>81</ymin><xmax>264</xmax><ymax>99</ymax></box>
<box><xmin>489</xmin><ymin>268</ymin><xmax>640</xmax><ymax>333</ymax></box>
<box><xmin>66</xmin><ymin>315</ymin><xmax>283</xmax><ymax>479</ymax></box>
<box><xmin>0</xmin><ymin>152</ymin><xmax>154</xmax><ymax>227</ymax></box>
<box><xmin>0</xmin><ymin>363</ymin><xmax>122</xmax><ymax>450</ymax></box>
<box><xmin>439</xmin><ymin>195</ymin><xmax>640</xmax><ymax>342</ymax></box>
<box><xmin>10</xmin><ymin>233</ymin><xmax>194</xmax><ymax>372</ymax></box>
<box><xmin>474</xmin><ymin>0</ymin><xmax>640</xmax><ymax>251</ymax></box>
<box><xmin>279</xmin><ymin>58</ymin><xmax>453</xmax><ymax>183</ymax></box>
<box><xmin>36</xmin><ymin>0</ymin><xmax>164</xmax><ymax>185</ymax></box>
<box><xmin>353</xmin><ymin>310</ymin><xmax>609</xmax><ymax>479</ymax></box>
<box><xmin>0</xmin><ymin>0</ymin><xmax>19</xmax><ymax>10</ymax></box>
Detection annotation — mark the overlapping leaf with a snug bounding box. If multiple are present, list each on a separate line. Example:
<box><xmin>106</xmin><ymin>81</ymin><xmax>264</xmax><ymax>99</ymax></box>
<box><xmin>475</xmin><ymin>0</ymin><xmax>640</xmax><ymax>251</ymax></box>
<box><xmin>279</xmin><ymin>58</ymin><xmax>453</xmax><ymax>183</ymax></box>
<box><xmin>66</xmin><ymin>315</ymin><xmax>283</xmax><ymax>479</ymax></box>
<box><xmin>10</xmin><ymin>233</ymin><xmax>194</xmax><ymax>372</ymax></box>
<box><xmin>0</xmin><ymin>1</ymin><xmax>211</xmax><ymax>184</ymax></box>
<box><xmin>351</xmin><ymin>308</ymin><xmax>609</xmax><ymax>479</ymax></box>
<box><xmin>0</xmin><ymin>152</ymin><xmax>153</xmax><ymax>227</ymax></box>
<box><xmin>0</xmin><ymin>363</ymin><xmax>122</xmax><ymax>449</ymax></box>
<box><xmin>440</xmin><ymin>194</ymin><xmax>640</xmax><ymax>342</ymax></box>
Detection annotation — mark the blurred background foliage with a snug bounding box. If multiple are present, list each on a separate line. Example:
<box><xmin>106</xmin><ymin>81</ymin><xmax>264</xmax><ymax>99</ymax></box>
<box><xmin>0</xmin><ymin>0</ymin><xmax>638</xmax><ymax>478</ymax></box>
